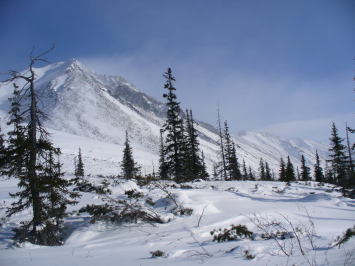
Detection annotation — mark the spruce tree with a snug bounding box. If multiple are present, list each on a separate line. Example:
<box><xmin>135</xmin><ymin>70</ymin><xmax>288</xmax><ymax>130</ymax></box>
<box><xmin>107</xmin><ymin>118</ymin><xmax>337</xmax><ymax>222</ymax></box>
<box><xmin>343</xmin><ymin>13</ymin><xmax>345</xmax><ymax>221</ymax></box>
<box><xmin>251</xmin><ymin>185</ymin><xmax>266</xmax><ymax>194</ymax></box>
<box><xmin>216</xmin><ymin>106</ymin><xmax>227</xmax><ymax>180</ymax></box>
<box><xmin>242</xmin><ymin>160</ymin><xmax>248</xmax><ymax>181</ymax></box>
<box><xmin>345</xmin><ymin>124</ymin><xmax>355</xmax><ymax>189</ymax></box>
<box><xmin>162</xmin><ymin>68</ymin><xmax>185</xmax><ymax>182</ymax></box>
<box><xmin>229</xmin><ymin>142</ymin><xmax>241</xmax><ymax>180</ymax></box>
<box><xmin>279</xmin><ymin>157</ymin><xmax>286</xmax><ymax>181</ymax></box>
<box><xmin>314</xmin><ymin>150</ymin><xmax>324</xmax><ymax>182</ymax></box>
<box><xmin>222</xmin><ymin>121</ymin><xmax>241</xmax><ymax>181</ymax></box>
<box><xmin>184</xmin><ymin>110</ymin><xmax>203</xmax><ymax>181</ymax></box>
<box><xmin>41</xmin><ymin>149</ymin><xmax>80</xmax><ymax>244</ymax></box>
<box><xmin>74</xmin><ymin>147</ymin><xmax>85</xmax><ymax>182</ymax></box>
<box><xmin>296</xmin><ymin>167</ymin><xmax>301</xmax><ymax>181</ymax></box>
<box><xmin>2</xmin><ymin>45</ymin><xmax>79</xmax><ymax>245</ymax></box>
<box><xmin>200</xmin><ymin>151</ymin><xmax>210</xmax><ymax>180</ymax></box>
<box><xmin>285</xmin><ymin>156</ymin><xmax>296</xmax><ymax>182</ymax></box>
<box><xmin>0</xmin><ymin>118</ymin><xmax>7</xmax><ymax>174</ymax></box>
<box><xmin>327</xmin><ymin>122</ymin><xmax>348</xmax><ymax>188</ymax></box>
<box><xmin>120</xmin><ymin>131</ymin><xmax>140</xmax><ymax>180</ymax></box>
<box><xmin>300</xmin><ymin>155</ymin><xmax>311</xmax><ymax>181</ymax></box>
<box><xmin>324</xmin><ymin>161</ymin><xmax>335</xmax><ymax>184</ymax></box>
<box><xmin>259</xmin><ymin>158</ymin><xmax>266</xmax><ymax>180</ymax></box>
<box><xmin>158</xmin><ymin>130</ymin><xmax>168</xmax><ymax>180</ymax></box>
<box><xmin>265</xmin><ymin>161</ymin><xmax>272</xmax><ymax>181</ymax></box>
<box><xmin>3</xmin><ymin>84</ymin><xmax>27</xmax><ymax>179</ymax></box>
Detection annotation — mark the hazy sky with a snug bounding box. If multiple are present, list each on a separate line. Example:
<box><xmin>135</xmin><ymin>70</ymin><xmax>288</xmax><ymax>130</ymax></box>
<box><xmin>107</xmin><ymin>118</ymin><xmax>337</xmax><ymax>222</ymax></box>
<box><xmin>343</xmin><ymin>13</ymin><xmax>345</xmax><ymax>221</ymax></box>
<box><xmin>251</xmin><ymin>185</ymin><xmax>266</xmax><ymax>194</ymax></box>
<box><xmin>1</xmin><ymin>0</ymin><xmax>354</xmax><ymax>143</ymax></box>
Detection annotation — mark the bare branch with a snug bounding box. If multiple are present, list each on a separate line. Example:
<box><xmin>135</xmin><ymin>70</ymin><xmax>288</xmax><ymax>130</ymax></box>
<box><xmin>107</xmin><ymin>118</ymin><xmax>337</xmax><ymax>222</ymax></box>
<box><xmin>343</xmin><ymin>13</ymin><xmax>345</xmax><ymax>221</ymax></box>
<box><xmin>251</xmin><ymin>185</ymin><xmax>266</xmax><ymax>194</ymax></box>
<box><xmin>191</xmin><ymin>232</ymin><xmax>213</xmax><ymax>257</ymax></box>
<box><xmin>30</xmin><ymin>43</ymin><xmax>55</xmax><ymax>61</ymax></box>
<box><xmin>197</xmin><ymin>201</ymin><xmax>210</xmax><ymax>227</ymax></box>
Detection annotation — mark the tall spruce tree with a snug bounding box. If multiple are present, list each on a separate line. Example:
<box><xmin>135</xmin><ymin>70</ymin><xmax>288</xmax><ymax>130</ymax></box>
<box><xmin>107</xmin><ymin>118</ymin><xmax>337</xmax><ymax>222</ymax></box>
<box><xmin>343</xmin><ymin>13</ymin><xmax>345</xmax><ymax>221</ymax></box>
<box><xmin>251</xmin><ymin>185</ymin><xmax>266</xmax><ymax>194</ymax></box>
<box><xmin>222</xmin><ymin>121</ymin><xmax>241</xmax><ymax>181</ymax></box>
<box><xmin>184</xmin><ymin>109</ymin><xmax>203</xmax><ymax>181</ymax></box>
<box><xmin>158</xmin><ymin>130</ymin><xmax>168</xmax><ymax>180</ymax></box>
<box><xmin>200</xmin><ymin>151</ymin><xmax>209</xmax><ymax>180</ymax></box>
<box><xmin>229</xmin><ymin>142</ymin><xmax>241</xmax><ymax>180</ymax></box>
<box><xmin>300</xmin><ymin>155</ymin><xmax>311</xmax><ymax>181</ymax></box>
<box><xmin>223</xmin><ymin>121</ymin><xmax>234</xmax><ymax>180</ymax></box>
<box><xmin>216</xmin><ymin>106</ymin><xmax>227</xmax><ymax>180</ymax></box>
<box><xmin>285</xmin><ymin>156</ymin><xmax>296</xmax><ymax>182</ymax></box>
<box><xmin>0</xmin><ymin>118</ymin><xmax>7</xmax><ymax>174</ymax></box>
<box><xmin>41</xmin><ymin>149</ymin><xmax>80</xmax><ymax>244</ymax></box>
<box><xmin>345</xmin><ymin>124</ymin><xmax>355</xmax><ymax>189</ymax></box>
<box><xmin>265</xmin><ymin>161</ymin><xmax>272</xmax><ymax>181</ymax></box>
<box><xmin>242</xmin><ymin>159</ymin><xmax>248</xmax><ymax>180</ymax></box>
<box><xmin>248</xmin><ymin>165</ymin><xmax>255</xmax><ymax>181</ymax></box>
<box><xmin>279</xmin><ymin>157</ymin><xmax>286</xmax><ymax>181</ymax></box>
<box><xmin>314</xmin><ymin>150</ymin><xmax>324</xmax><ymax>182</ymax></box>
<box><xmin>162</xmin><ymin>68</ymin><xmax>185</xmax><ymax>182</ymax></box>
<box><xmin>327</xmin><ymin>122</ymin><xmax>348</xmax><ymax>188</ymax></box>
<box><xmin>296</xmin><ymin>167</ymin><xmax>301</xmax><ymax>181</ymax></box>
<box><xmin>3</xmin><ymin>84</ymin><xmax>27</xmax><ymax>180</ymax></box>
<box><xmin>120</xmin><ymin>131</ymin><xmax>140</xmax><ymax>180</ymax></box>
<box><xmin>74</xmin><ymin>147</ymin><xmax>85</xmax><ymax>182</ymax></box>
<box><xmin>259</xmin><ymin>158</ymin><xmax>266</xmax><ymax>180</ymax></box>
<box><xmin>2</xmin><ymin>45</ymin><xmax>79</xmax><ymax>245</ymax></box>
<box><xmin>324</xmin><ymin>161</ymin><xmax>335</xmax><ymax>184</ymax></box>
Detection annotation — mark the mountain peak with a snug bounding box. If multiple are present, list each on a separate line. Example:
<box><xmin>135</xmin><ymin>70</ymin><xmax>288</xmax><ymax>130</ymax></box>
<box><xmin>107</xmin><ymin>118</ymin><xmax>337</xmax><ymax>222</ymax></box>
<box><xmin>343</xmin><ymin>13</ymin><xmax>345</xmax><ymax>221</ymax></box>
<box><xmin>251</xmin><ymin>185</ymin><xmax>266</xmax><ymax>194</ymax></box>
<box><xmin>66</xmin><ymin>58</ymin><xmax>84</xmax><ymax>69</ymax></box>
<box><xmin>68</xmin><ymin>58</ymin><xmax>80</xmax><ymax>66</ymax></box>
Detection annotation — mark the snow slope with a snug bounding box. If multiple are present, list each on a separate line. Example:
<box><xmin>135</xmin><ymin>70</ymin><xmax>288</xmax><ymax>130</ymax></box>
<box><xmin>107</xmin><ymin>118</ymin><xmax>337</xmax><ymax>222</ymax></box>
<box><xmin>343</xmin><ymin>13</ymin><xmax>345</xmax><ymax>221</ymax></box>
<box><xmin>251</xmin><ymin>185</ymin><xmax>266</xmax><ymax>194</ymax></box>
<box><xmin>1</xmin><ymin>178</ymin><xmax>354</xmax><ymax>266</ymax></box>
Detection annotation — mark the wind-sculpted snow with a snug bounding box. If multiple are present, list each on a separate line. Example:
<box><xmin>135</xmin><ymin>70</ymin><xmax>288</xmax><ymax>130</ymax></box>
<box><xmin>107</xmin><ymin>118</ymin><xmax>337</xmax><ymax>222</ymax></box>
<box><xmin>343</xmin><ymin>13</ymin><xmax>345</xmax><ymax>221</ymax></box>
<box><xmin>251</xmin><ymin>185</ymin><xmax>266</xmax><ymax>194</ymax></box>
<box><xmin>0</xmin><ymin>59</ymin><xmax>330</xmax><ymax>173</ymax></box>
<box><xmin>1</xmin><ymin>179</ymin><xmax>354</xmax><ymax>265</ymax></box>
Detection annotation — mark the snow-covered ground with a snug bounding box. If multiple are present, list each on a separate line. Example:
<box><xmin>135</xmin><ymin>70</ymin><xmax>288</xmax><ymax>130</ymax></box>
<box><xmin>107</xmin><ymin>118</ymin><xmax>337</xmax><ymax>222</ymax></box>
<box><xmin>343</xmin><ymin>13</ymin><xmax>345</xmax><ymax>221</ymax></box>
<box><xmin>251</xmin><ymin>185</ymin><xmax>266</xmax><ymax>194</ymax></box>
<box><xmin>1</xmin><ymin>177</ymin><xmax>354</xmax><ymax>266</ymax></box>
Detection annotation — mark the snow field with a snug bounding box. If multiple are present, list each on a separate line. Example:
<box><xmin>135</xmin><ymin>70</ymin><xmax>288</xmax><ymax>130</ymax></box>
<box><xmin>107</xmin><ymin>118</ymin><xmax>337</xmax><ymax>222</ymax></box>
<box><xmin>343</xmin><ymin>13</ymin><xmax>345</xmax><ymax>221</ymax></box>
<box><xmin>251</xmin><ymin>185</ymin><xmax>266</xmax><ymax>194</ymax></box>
<box><xmin>1</xmin><ymin>178</ymin><xmax>354</xmax><ymax>266</ymax></box>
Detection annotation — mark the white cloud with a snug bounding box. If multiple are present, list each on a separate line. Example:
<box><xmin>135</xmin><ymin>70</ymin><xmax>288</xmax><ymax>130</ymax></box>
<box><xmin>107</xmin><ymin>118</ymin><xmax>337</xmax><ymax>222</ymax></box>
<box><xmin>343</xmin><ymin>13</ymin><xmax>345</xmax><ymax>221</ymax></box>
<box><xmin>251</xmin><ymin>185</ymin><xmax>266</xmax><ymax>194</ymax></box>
<box><xmin>255</xmin><ymin>113</ymin><xmax>355</xmax><ymax>143</ymax></box>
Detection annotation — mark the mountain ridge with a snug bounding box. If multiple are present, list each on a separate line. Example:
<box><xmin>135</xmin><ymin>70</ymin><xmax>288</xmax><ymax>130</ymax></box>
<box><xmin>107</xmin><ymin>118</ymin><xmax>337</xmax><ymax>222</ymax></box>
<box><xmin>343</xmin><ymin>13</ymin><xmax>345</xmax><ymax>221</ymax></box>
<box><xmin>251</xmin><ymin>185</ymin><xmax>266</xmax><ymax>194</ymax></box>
<box><xmin>0</xmin><ymin>59</ymin><xmax>330</xmax><ymax>175</ymax></box>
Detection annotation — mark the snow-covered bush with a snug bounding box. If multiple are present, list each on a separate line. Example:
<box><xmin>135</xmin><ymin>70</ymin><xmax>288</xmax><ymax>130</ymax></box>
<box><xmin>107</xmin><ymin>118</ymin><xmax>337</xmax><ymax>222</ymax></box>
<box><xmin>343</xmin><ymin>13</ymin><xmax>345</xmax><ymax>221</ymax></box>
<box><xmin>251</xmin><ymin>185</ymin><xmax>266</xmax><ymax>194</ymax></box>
<box><xmin>150</xmin><ymin>250</ymin><xmax>164</xmax><ymax>258</ymax></box>
<box><xmin>173</xmin><ymin>207</ymin><xmax>193</xmax><ymax>216</ymax></box>
<box><xmin>244</xmin><ymin>250</ymin><xmax>255</xmax><ymax>260</ymax></box>
<box><xmin>210</xmin><ymin>224</ymin><xmax>253</xmax><ymax>242</ymax></box>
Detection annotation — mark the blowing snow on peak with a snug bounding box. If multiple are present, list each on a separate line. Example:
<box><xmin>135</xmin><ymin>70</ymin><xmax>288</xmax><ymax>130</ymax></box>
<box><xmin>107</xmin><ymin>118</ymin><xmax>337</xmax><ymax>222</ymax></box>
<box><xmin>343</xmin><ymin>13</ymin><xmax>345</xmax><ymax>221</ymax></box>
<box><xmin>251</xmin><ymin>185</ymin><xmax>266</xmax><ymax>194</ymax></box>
<box><xmin>0</xmin><ymin>59</ymin><xmax>329</xmax><ymax>175</ymax></box>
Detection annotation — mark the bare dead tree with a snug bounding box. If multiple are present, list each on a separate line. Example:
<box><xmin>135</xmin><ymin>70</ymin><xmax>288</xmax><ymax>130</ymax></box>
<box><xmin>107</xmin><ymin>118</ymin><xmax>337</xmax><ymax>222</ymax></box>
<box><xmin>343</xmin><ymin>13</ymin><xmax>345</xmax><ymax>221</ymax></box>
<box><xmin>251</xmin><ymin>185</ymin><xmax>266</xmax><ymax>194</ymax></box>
<box><xmin>1</xmin><ymin>45</ymin><xmax>79</xmax><ymax>245</ymax></box>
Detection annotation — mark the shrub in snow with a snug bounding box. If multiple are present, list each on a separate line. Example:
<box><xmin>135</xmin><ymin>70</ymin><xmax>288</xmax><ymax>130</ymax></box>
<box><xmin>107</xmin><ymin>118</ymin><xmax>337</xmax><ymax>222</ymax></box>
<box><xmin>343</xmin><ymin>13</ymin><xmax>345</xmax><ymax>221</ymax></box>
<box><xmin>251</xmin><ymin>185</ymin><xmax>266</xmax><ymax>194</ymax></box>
<box><xmin>261</xmin><ymin>230</ymin><xmax>291</xmax><ymax>240</ymax></box>
<box><xmin>81</xmin><ymin>187</ymin><xmax>165</xmax><ymax>225</ymax></box>
<box><xmin>272</xmin><ymin>186</ymin><xmax>285</xmax><ymax>195</ymax></box>
<box><xmin>150</xmin><ymin>250</ymin><xmax>164</xmax><ymax>258</ymax></box>
<box><xmin>74</xmin><ymin>179</ymin><xmax>112</xmax><ymax>195</ymax></box>
<box><xmin>210</xmin><ymin>224</ymin><xmax>253</xmax><ymax>242</ymax></box>
<box><xmin>244</xmin><ymin>250</ymin><xmax>255</xmax><ymax>260</ymax></box>
<box><xmin>124</xmin><ymin>189</ymin><xmax>144</xmax><ymax>199</ymax></box>
<box><xmin>333</xmin><ymin>225</ymin><xmax>355</xmax><ymax>248</ymax></box>
<box><xmin>145</xmin><ymin>197</ymin><xmax>155</xmax><ymax>206</ymax></box>
<box><xmin>180</xmin><ymin>184</ymin><xmax>193</xmax><ymax>189</ymax></box>
<box><xmin>173</xmin><ymin>207</ymin><xmax>193</xmax><ymax>216</ymax></box>
<box><xmin>136</xmin><ymin>173</ymin><xmax>158</xmax><ymax>187</ymax></box>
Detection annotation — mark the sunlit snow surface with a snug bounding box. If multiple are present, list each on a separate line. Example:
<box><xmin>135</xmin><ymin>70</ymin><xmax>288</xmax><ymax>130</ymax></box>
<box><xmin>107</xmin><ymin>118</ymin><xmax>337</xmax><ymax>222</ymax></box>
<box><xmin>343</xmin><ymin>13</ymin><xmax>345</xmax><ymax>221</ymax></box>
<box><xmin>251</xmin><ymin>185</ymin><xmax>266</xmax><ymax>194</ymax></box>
<box><xmin>1</xmin><ymin>178</ymin><xmax>354</xmax><ymax>266</ymax></box>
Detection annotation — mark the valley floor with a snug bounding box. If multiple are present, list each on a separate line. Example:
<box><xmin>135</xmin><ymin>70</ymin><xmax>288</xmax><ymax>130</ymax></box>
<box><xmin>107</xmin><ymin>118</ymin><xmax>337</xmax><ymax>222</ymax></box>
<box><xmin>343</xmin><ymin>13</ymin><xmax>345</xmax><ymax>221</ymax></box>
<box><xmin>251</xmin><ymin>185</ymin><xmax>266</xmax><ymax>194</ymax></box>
<box><xmin>1</xmin><ymin>178</ymin><xmax>354</xmax><ymax>266</ymax></box>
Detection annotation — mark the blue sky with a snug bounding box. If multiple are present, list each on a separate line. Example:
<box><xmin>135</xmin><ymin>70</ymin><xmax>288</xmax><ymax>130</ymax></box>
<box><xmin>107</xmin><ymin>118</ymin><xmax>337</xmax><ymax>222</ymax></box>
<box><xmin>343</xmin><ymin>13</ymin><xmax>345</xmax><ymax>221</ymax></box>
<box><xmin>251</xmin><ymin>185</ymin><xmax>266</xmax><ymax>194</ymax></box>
<box><xmin>0</xmin><ymin>0</ymin><xmax>354</xmax><ymax>143</ymax></box>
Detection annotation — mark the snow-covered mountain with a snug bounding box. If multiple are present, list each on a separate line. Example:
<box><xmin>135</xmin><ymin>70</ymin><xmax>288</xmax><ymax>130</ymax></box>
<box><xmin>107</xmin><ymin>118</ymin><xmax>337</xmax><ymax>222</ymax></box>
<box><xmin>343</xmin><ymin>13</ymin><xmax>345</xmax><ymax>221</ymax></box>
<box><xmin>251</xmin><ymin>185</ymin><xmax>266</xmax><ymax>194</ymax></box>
<box><xmin>0</xmin><ymin>59</ymin><xmax>329</xmax><ymax>175</ymax></box>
